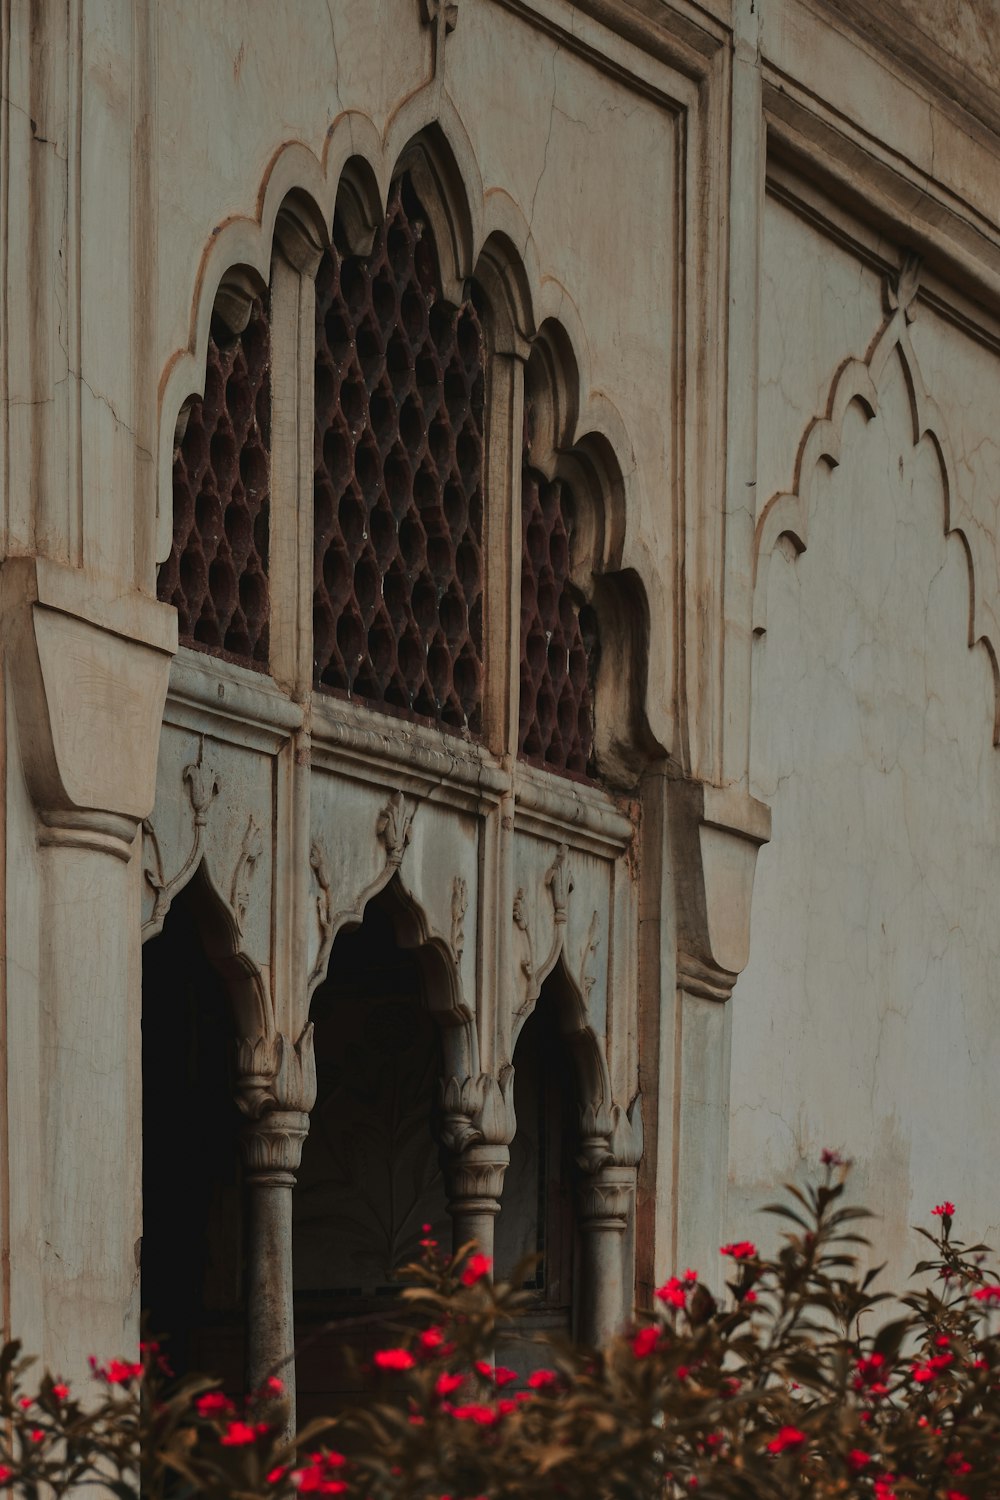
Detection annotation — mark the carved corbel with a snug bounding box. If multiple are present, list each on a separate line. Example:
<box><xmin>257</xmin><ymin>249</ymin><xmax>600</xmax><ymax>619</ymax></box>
<box><xmin>0</xmin><ymin>558</ymin><xmax>176</xmax><ymax>862</ymax></box>
<box><xmin>666</xmin><ymin>780</ymin><xmax>771</xmax><ymax>1003</ymax></box>
<box><xmin>236</xmin><ymin>1026</ymin><xmax>317</xmax><ymax>1181</ymax></box>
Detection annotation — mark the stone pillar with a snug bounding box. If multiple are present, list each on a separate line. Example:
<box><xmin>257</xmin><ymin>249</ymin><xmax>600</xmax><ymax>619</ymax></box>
<box><xmin>576</xmin><ymin>1096</ymin><xmax>643</xmax><ymax>1348</ymax></box>
<box><xmin>439</xmin><ymin>1070</ymin><xmax>516</xmax><ymax>1262</ymax></box>
<box><xmin>3</xmin><ymin>560</ymin><xmax>175</xmax><ymax>1378</ymax></box>
<box><xmin>235</xmin><ymin>1027</ymin><xmax>316</xmax><ymax>1435</ymax></box>
<box><xmin>577</xmin><ymin>1163</ymin><xmax>634</xmax><ymax>1348</ymax></box>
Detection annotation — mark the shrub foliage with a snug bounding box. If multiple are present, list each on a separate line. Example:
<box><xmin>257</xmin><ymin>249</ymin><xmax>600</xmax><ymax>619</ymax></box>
<box><xmin>1</xmin><ymin>1162</ymin><xmax>999</xmax><ymax>1496</ymax></box>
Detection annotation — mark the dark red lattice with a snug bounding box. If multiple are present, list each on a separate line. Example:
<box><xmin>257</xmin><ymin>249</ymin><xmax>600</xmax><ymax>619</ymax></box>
<box><xmin>518</xmin><ymin>458</ymin><xmax>599</xmax><ymax>777</ymax></box>
<box><xmin>312</xmin><ymin>179</ymin><xmax>484</xmax><ymax>732</ymax></box>
<box><xmin>159</xmin><ymin>298</ymin><xmax>271</xmax><ymax>667</ymax></box>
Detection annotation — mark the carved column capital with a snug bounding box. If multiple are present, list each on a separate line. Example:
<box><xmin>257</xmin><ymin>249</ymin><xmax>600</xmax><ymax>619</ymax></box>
<box><xmin>241</xmin><ymin>1109</ymin><xmax>310</xmax><ymax>1185</ymax></box>
<box><xmin>235</xmin><ymin>1025</ymin><xmax>317</xmax><ymax>1121</ymax></box>
<box><xmin>445</xmin><ymin>1141</ymin><xmax>510</xmax><ymax>1220</ymax></box>
<box><xmin>578</xmin><ymin>1163</ymin><xmax>635</xmax><ymax>1232</ymax></box>
<box><xmin>438</xmin><ymin>1067</ymin><xmax>516</xmax><ymax>1155</ymax></box>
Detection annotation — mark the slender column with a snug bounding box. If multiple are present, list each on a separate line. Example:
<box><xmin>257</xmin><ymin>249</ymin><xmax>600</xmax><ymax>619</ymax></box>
<box><xmin>439</xmin><ymin>1070</ymin><xmax>516</xmax><ymax>1262</ymax></box>
<box><xmin>236</xmin><ymin>1028</ymin><xmax>316</xmax><ymax>1435</ymax></box>
<box><xmin>576</xmin><ymin>1098</ymin><xmax>643</xmax><ymax>1348</ymax></box>
<box><xmin>577</xmin><ymin>1163</ymin><xmax>635</xmax><ymax>1348</ymax></box>
<box><xmin>445</xmin><ymin>1143</ymin><xmax>509</xmax><ymax>1259</ymax></box>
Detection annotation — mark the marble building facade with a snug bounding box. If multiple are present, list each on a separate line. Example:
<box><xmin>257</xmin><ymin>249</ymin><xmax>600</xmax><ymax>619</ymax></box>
<box><xmin>2</xmin><ymin>0</ymin><xmax>999</xmax><ymax>1419</ymax></box>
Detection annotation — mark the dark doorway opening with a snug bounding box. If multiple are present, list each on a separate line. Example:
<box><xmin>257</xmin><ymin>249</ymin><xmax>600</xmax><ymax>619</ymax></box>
<box><xmin>293</xmin><ymin>896</ymin><xmax>450</xmax><ymax>1420</ymax></box>
<box><xmin>141</xmin><ymin>887</ymin><xmax>245</xmax><ymax>1390</ymax></box>
<box><xmin>495</xmin><ymin>970</ymin><xmax>579</xmax><ymax>1370</ymax></box>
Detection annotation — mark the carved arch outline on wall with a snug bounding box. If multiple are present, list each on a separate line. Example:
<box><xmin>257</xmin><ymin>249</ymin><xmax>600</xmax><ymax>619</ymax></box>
<box><xmin>752</xmin><ymin>257</ymin><xmax>1000</xmax><ymax>743</ymax></box>
<box><xmin>308</xmin><ymin>810</ymin><xmax>479</xmax><ymax>1083</ymax></box>
<box><xmin>140</xmin><ymin>853</ymin><xmax>272</xmax><ymax>1041</ymax></box>
<box><xmin>155</xmin><ymin>96</ymin><xmax>661</xmax><ymax>772</ymax></box>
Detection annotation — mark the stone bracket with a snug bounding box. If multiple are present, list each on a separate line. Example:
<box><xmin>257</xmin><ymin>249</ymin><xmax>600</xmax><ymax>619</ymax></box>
<box><xmin>1</xmin><ymin>558</ymin><xmax>177</xmax><ymax>856</ymax></box>
<box><xmin>667</xmin><ymin>778</ymin><xmax>771</xmax><ymax>1002</ymax></box>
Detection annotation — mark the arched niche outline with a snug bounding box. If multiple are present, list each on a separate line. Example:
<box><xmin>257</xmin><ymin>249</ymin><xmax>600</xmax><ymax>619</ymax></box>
<box><xmin>154</xmin><ymin>101</ymin><xmax>661</xmax><ymax>770</ymax></box>
<box><xmin>140</xmin><ymin>855</ymin><xmax>272</xmax><ymax>1050</ymax></box>
<box><xmin>753</xmin><ymin>255</ymin><xmax>1000</xmax><ymax>744</ymax></box>
<box><xmin>307</xmin><ymin>841</ymin><xmax>479</xmax><ymax>1087</ymax></box>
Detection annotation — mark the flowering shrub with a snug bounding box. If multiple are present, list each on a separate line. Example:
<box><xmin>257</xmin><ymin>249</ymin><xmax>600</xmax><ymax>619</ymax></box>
<box><xmin>2</xmin><ymin>1162</ymin><xmax>999</xmax><ymax>1496</ymax></box>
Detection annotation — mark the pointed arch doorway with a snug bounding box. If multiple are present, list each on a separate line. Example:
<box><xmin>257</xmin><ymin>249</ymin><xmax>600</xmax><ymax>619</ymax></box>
<box><xmin>292</xmin><ymin>885</ymin><xmax>456</xmax><ymax>1421</ymax></box>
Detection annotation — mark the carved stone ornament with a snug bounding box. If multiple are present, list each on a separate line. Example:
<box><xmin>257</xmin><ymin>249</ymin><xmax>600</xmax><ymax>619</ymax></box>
<box><xmin>576</xmin><ymin>1095</ymin><xmax>643</xmax><ymax>1229</ymax></box>
<box><xmin>512</xmin><ymin>886</ymin><xmax>535</xmax><ymax>979</ymax></box>
<box><xmin>438</xmin><ymin>1067</ymin><xmax>517</xmax><ymax>1155</ymax></box>
<box><xmin>451</xmin><ymin>876</ymin><xmax>468</xmax><ymax>962</ymax></box>
<box><xmin>142</xmin><ymin>741</ymin><xmax>220</xmax><ymax>931</ymax></box>
<box><xmin>419</xmin><ymin>0</ymin><xmax>459</xmax><ymax>32</ymax></box>
<box><xmin>235</xmin><ymin>1025</ymin><xmax>318</xmax><ymax>1122</ymax></box>
<box><xmin>579</xmin><ymin>909</ymin><xmax>600</xmax><ymax>999</ymax></box>
<box><xmin>231</xmin><ymin>814</ymin><xmax>264</xmax><ymax>936</ymax></box>
<box><xmin>545</xmin><ymin>843</ymin><xmax>574</xmax><ymax>923</ymax></box>
<box><xmin>577</xmin><ymin>1093</ymin><xmax>644</xmax><ymax>1176</ymax></box>
<box><xmin>377</xmin><ymin>790</ymin><xmax>414</xmax><ymax>868</ymax></box>
<box><xmin>307</xmin><ymin>840</ymin><xmax>335</xmax><ymax>991</ymax></box>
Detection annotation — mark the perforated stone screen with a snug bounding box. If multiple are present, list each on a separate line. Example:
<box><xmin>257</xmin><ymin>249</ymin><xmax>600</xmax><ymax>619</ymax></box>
<box><xmin>312</xmin><ymin>178</ymin><xmax>485</xmax><ymax>733</ymax></box>
<box><xmin>518</xmin><ymin>447</ymin><xmax>599</xmax><ymax>777</ymax></box>
<box><xmin>159</xmin><ymin>298</ymin><xmax>272</xmax><ymax>667</ymax></box>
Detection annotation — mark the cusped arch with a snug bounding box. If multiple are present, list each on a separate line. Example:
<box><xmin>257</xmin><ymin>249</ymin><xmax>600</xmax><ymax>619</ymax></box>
<box><xmin>511</xmin><ymin>949</ymin><xmax>614</xmax><ymax>1125</ymax></box>
<box><xmin>315</xmin><ymin>863</ymin><xmax>479</xmax><ymax>1084</ymax></box>
<box><xmin>752</xmin><ymin>294</ymin><xmax>1000</xmax><ymax>744</ymax></box>
<box><xmin>141</xmin><ymin>857</ymin><xmax>272</xmax><ymax>1040</ymax></box>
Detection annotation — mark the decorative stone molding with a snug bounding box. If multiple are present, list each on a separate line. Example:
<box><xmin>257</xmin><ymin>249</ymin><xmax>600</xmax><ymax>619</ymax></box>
<box><xmin>377</xmin><ymin>790</ymin><xmax>414</xmax><ymax>868</ymax></box>
<box><xmin>753</xmin><ymin>254</ymin><xmax>1000</xmax><ymax>743</ymax></box>
<box><xmin>577</xmin><ymin>1163</ymin><xmax>635</xmax><ymax>1229</ymax></box>
<box><xmin>513</xmin><ymin>887</ymin><xmax>535</xmax><ymax>980</ymax></box>
<box><xmin>579</xmin><ymin>909</ymin><xmax>600</xmax><ymax>999</ymax></box>
<box><xmin>666</xmin><ymin>779</ymin><xmax>770</xmax><ymax>1003</ymax></box>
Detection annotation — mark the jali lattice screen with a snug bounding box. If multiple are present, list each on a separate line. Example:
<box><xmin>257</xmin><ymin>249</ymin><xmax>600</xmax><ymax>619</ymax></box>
<box><xmin>159</xmin><ymin>297</ymin><xmax>272</xmax><ymax>667</ymax></box>
<box><xmin>518</xmin><ymin>447</ymin><xmax>599</xmax><ymax>777</ymax></box>
<box><xmin>312</xmin><ymin>178</ymin><xmax>485</xmax><ymax>733</ymax></box>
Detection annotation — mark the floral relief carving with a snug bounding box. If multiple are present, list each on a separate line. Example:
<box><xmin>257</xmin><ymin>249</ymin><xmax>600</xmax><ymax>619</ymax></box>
<box><xmin>307</xmin><ymin>840</ymin><xmax>335</xmax><ymax>992</ymax></box>
<box><xmin>141</xmin><ymin>742</ymin><xmax>220</xmax><ymax>934</ymax></box>
<box><xmin>545</xmin><ymin>843</ymin><xmax>574</xmax><ymax>924</ymax></box>
<box><xmin>579</xmin><ymin>908</ymin><xmax>601</xmax><ymax>1000</ymax></box>
<box><xmin>419</xmin><ymin>0</ymin><xmax>459</xmax><ymax>33</ymax></box>
<box><xmin>230</xmin><ymin>814</ymin><xmax>264</xmax><ymax>937</ymax></box>
<box><xmin>451</xmin><ymin>876</ymin><xmax>468</xmax><ymax>962</ymax></box>
<box><xmin>513</xmin><ymin>886</ymin><xmax>534</xmax><ymax>980</ymax></box>
<box><xmin>377</xmin><ymin>790</ymin><xmax>414</xmax><ymax>868</ymax></box>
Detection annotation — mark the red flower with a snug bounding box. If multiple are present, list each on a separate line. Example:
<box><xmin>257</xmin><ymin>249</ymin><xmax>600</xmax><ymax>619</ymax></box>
<box><xmin>821</xmin><ymin>1148</ymin><xmax>847</xmax><ymax>1167</ymax></box>
<box><xmin>29</xmin><ymin>1430</ymin><xmax>44</xmax><ymax>1446</ymax></box>
<box><xmin>262</xmin><ymin>1376</ymin><xmax>284</xmax><ymax>1396</ymax></box>
<box><xmin>932</xmin><ymin>1202</ymin><xmax>956</xmax><ymax>1218</ymax></box>
<box><xmin>766</xmin><ymin>1426</ymin><xmax>806</xmax><ymax>1455</ymax></box>
<box><xmin>0</xmin><ymin>1466</ymin><xmax>11</xmax><ymax>1483</ymax></box>
<box><xmin>972</xmin><ymin>1285</ymin><xmax>1000</xmax><ymax>1304</ymax></box>
<box><xmin>17</xmin><ymin>1398</ymin><xmax>31</xmax><ymax>1410</ymax></box>
<box><xmin>51</xmin><ymin>1384</ymin><xmax>69</xmax><ymax>1402</ymax></box>
<box><xmin>267</xmin><ymin>1466</ymin><xmax>288</xmax><ymax>1485</ymax></box>
<box><xmin>374</xmin><ymin>1347</ymin><xmax>415</xmax><ymax>1371</ymax></box>
<box><xmin>90</xmin><ymin>1359</ymin><xmax>143</xmax><ymax>1386</ymax></box>
<box><xmin>449</xmin><ymin>1403</ymin><xmax>499</xmax><ymax>1425</ymax></box>
<box><xmin>655</xmin><ymin>1276</ymin><xmax>688</xmax><ymax>1309</ymax></box>
<box><xmin>293</xmin><ymin>1452</ymin><xmax>347</xmax><ymax>1493</ymax></box>
<box><xmin>460</xmin><ymin>1252</ymin><xmax>492</xmax><ymax>1287</ymax></box>
<box><xmin>434</xmin><ymin>1372</ymin><xmax>465</xmax><ymax>1397</ymax></box>
<box><xmin>195</xmin><ymin>1391</ymin><xmax>236</xmax><ymax>1418</ymax></box>
<box><xmin>683</xmin><ymin>1268</ymin><xmax>698</xmax><ymax>1283</ymax></box>
<box><xmin>474</xmin><ymin>1361</ymin><xmax>517</xmax><ymax>1386</ymax></box>
<box><xmin>847</xmin><ymin>1450</ymin><xmax>871</xmax><ymax>1472</ymax></box>
<box><xmin>221</xmin><ymin>1420</ymin><xmax>259</xmax><ymax>1447</ymax></box>
<box><xmin>527</xmin><ymin>1369</ymin><xmax>559</xmax><ymax>1390</ymax></box>
<box><xmin>631</xmin><ymin>1326</ymin><xmax>660</xmax><ymax>1358</ymax></box>
<box><xmin>720</xmin><ymin>1241</ymin><xmax>757</xmax><ymax>1261</ymax></box>
<box><xmin>419</xmin><ymin>1327</ymin><xmax>445</xmax><ymax>1355</ymax></box>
